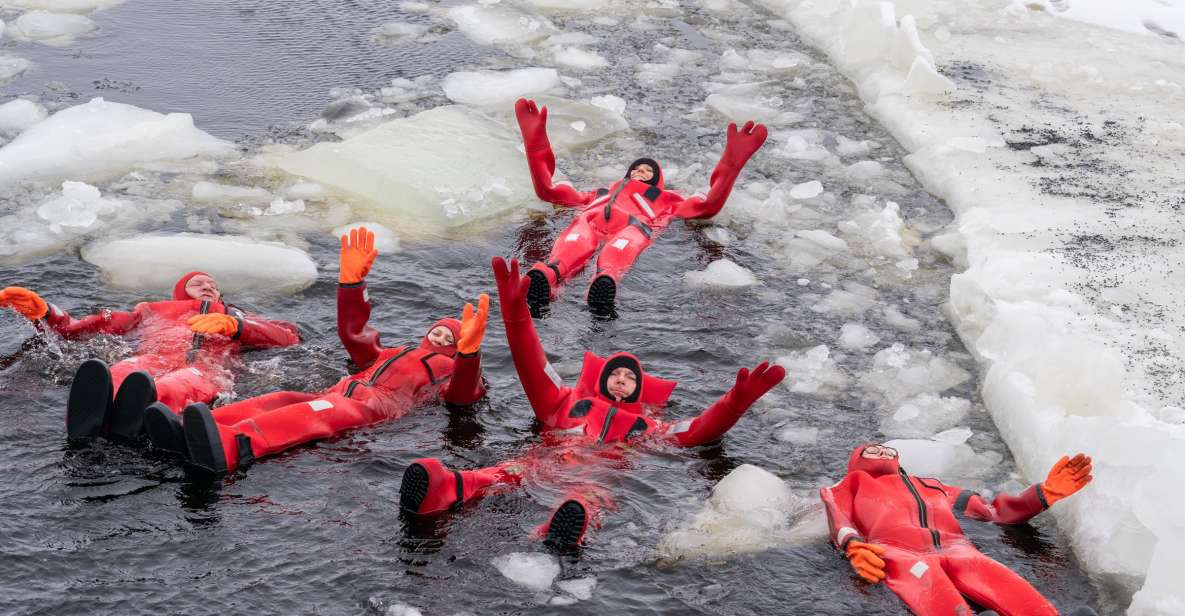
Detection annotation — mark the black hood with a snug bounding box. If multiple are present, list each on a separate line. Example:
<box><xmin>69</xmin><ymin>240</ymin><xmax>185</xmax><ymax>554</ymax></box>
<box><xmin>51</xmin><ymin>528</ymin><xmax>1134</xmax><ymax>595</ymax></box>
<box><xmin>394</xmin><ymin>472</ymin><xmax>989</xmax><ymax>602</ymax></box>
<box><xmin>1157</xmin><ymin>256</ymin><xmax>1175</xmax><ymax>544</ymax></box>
<box><xmin>625</xmin><ymin>157</ymin><xmax>662</xmax><ymax>187</ymax></box>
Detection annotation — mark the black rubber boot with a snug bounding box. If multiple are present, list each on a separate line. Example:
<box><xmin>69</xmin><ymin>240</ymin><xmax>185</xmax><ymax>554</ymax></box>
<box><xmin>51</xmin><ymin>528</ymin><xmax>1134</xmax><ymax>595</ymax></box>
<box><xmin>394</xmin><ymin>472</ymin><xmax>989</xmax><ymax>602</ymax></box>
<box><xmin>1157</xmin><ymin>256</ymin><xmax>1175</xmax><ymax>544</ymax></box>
<box><xmin>144</xmin><ymin>402</ymin><xmax>187</xmax><ymax>457</ymax></box>
<box><xmin>66</xmin><ymin>359</ymin><xmax>113</xmax><ymax>441</ymax></box>
<box><xmin>109</xmin><ymin>370</ymin><xmax>157</xmax><ymax>442</ymax></box>
<box><xmin>544</xmin><ymin>499</ymin><xmax>588</xmax><ymax>549</ymax></box>
<box><xmin>400</xmin><ymin>462</ymin><xmax>430</xmax><ymax>514</ymax></box>
<box><xmin>587</xmin><ymin>275</ymin><xmax>616</xmax><ymax>317</ymax></box>
<box><xmin>182</xmin><ymin>403</ymin><xmax>228</xmax><ymax>475</ymax></box>
<box><xmin>526</xmin><ymin>270</ymin><xmax>551</xmax><ymax>318</ymax></box>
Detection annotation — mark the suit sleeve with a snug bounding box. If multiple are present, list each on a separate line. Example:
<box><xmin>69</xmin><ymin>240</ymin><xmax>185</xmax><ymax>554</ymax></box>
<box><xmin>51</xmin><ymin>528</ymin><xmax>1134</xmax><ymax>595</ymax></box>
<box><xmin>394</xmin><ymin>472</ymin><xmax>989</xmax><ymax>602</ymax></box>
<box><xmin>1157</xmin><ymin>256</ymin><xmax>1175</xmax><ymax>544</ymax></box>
<box><xmin>501</xmin><ymin>297</ymin><xmax>571</xmax><ymax>427</ymax></box>
<box><xmin>441</xmin><ymin>351</ymin><xmax>486</xmax><ymax>406</ymax></box>
<box><xmin>672</xmin><ymin>154</ymin><xmax>751</xmax><ymax>220</ymax></box>
<box><xmin>668</xmin><ymin>389</ymin><xmax>745</xmax><ymax>447</ymax></box>
<box><xmin>820</xmin><ymin>474</ymin><xmax>865</xmax><ymax>551</ymax></box>
<box><xmin>337</xmin><ymin>282</ymin><xmax>383</xmax><ymax>371</ymax></box>
<box><xmin>522</xmin><ymin>133</ymin><xmax>599</xmax><ymax>208</ymax></box>
<box><xmin>232</xmin><ymin>312</ymin><xmax>301</xmax><ymax>348</ymax></box>
<box><xmin>41</xmin><ymin>303</ymin><xmax>142</xmax><ymax>339</ymax></box>
<box><xmin>947</xmin><ymin>483</ymin><xmax>1049</xmax><ymax>525</ymax></box>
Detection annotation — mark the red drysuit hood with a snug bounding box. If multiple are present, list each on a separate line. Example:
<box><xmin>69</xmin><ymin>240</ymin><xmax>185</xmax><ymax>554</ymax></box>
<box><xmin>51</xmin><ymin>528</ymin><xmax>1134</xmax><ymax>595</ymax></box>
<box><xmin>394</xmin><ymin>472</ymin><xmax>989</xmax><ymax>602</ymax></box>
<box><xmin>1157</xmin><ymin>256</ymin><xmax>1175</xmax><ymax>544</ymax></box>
<box><xmin>576</xmin><ymin>351</ymin><xmax>677</xmax><ymax>408</ymax></box>
<box><xmin>421</xmin><ymin>318</ymin><xmax>462</xmax><ymax>357</ymax></box>
<box><xmin>626</xmin><ymin>157</ymin><xmax>663</xmax><ymax>188</ymax></box>
<box><xmin>848</xmin><ymin>443</ymin><xmax>901</xmax><ymax>478</ymax></box>
<box><xmin>172</xmin><ymin>271</ymin><xmax>222</xmax><ymax>304</ymax></box>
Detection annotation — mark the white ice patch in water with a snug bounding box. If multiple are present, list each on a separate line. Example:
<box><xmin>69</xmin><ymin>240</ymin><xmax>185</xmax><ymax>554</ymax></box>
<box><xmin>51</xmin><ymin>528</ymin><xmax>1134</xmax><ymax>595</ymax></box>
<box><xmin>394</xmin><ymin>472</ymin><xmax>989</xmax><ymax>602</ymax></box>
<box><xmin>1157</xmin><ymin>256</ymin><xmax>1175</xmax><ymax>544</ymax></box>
<box><xmin>788</xmin><ymin>180</ymin><xmax>823</xmax><ymax>199</ymax></box>
<box><xmin>795</xmin><ymin>230</ymin><xmax>848</xmax><ymax>252</ymax></box>
<box><xmin>883</xmin><ymin>305</ymin><xmax>921</xmax><ymax>331</ymax></box>
<box><xmin>705</xmin><ymin>83</ymin><xmax>801</xmax><ymax>125</ymax></box>
<box><xmin>81</xmin><ymin>233</ymin><xmax>318</xmax><ymax>295</ymax></box>
<box><xmin>886</xmin><ymin>438</ymin><xmax>1002</xmax><ymax>481</ymax></box>
<box><xmin>0</xmin><ymin>55</ymin><xmax>31</xmax><ymax>85</ymax></box>
<box><xmin>881</xmin><ymin>393</ymin><xmax>971</xmax><ymax>439</ymax></box>
<box><xmin>442</xmin><ymin>68</ymin><xmax>560</xmax><ymax>107</ymax></box>
<box><xmin>529</xmin><ymin>95</ymin><xmax>628</xmax><ymax>149</ymax></box>
<box><xmin>447</xmin><ymin>4</ymin><xmax>556</xmax><ymax>48</ymax></box>
<box><xmin>0</xmin><ymin>98</ymin><xmax>47</xmax><ymax>136</ymax></box>
<box><xmin>370</xmin><ymin>21</ymin><xmax>431</xmax><ymax>45</ymax></box>
<box><xmin>837</xmin><ymin>322</ymin><xmax>879</xmax><ymax>351</ymax></box>
<box><xmin>860</xmin><ymin>344</ymin><xmax>970</xmax><ymax>406</ymax></box>
<box><xmin>554</xmin><ymin>577</ymin><xmax>596</xmax><ymax>601</ymax></box>
<box><xmin>490</xmin><ymin>552</ymin><xmax>559</xmax><ymax>592</ymax></box>
<box><xmin>35</xmin><ymin>181</ymin><xmax>121</xmax><ymax>230</ymax></box>
<box><xmin>657</xmin><ymin>464</ymin><xmax>827</xmax><ymax>561</ymax></box>
<box><xmin>0</xmin><ymin>98</ymin><xmax>234</xmax><ymax>186</ymax></box>
<box><xmin>191</xmin><ymin>181</ymin><xmax>274</xmax><ymax>205</ymax></box>
<box><xmin>776</xmin><ymin>345</ymin><xmax>849</xmax><ymax>399</ymax></box>
<box><xmin>838</xmin><ymin>201</ymin><xmax>913</xmax><ymax>260</ymax></box>
<box><xmin>277</xmin><ymin>105</ymin><xmax>532</xmax><ymax>232</ymax></box>
<box><xmin>684</xmin><ymin>259</ymin><xmax>760</xmax><ymax>290</ymax></box>
<box><xmin>553</xmin><ymin>46</ymin><xmax>608</xmax><ymax>70</ymax></box>
<box><xmin>589</xmin><ymin>94</ymin><xmax>626</xmax><ymax>116</ymax></box>
<box><xmin>810</xmin><ymin>281</ymin><xmax>877</xmax><ymax>317</ymax></box>
<box><xmin>8</xmin><ymin>10</ymin><xmax>94</xmax><ymax>45</ymax></box>
<box><xmin>1</xmin><ymin>0</ymin><xmax>126</xmax><ymax>13</ymax></box>
<box><xmin>776</xmin><ymin>425</ymin><xmax>819</xmax><ymax>445</ymax></box>
<box><xmin>332</xmin><ymin>222</ymin><xmax>400</xmax><ymax>254</ymax></box>
<box><xmin>701</xmin><ymin>225</ymin><xmax>735</xmax><ymax>245</ymax></box>
<box><xmin>284</xmin><ymin>182</ymin><xmax>326</xmax><ymax>201</ymax></box>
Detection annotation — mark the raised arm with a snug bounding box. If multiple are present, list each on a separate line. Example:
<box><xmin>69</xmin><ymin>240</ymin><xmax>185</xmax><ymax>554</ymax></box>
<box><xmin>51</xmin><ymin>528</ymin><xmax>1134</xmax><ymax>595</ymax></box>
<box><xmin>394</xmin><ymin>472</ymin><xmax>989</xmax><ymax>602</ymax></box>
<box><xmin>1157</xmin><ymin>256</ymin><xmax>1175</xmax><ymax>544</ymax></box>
<box><xmin>441</xmin><ymin>293</ymin><xmax>489</xmax><ymax>406</ymax></box>
<box><xmin>674</xmin><ymin>120</ymin><xmax>768</xmax><ymax>220</ymax></box>
<box><xmin>947</xmin><ymin>453</ymin><xmax>1092</xmax><ymax>525</ymax></box>
<box><xmin>492</xmin><ymin>256</ymin><xmax>571</xmax><ymax>426</ymax></box>
<box><xmin>336</xmin><ymin>227</ymin><xmax>383</xmax><ymax>370</ymax></box>
<box><xmin>515</xmin><ymin>98</ymin><xmax>599</xmax><ymax>208</ymax></box>
<box><xmin>1</xmin><ymin>286</ymin><xmax>141</xmax><ymax>338</ymax></box>
<box><xmin>820</xmin><ymin>474</ymin><xmax>888</xmax><ymax>584</ymax></box>
<box><xmin>668</xmin><ymin>361</ymin><xmax>785</xmax><ymax>447</ymax></box>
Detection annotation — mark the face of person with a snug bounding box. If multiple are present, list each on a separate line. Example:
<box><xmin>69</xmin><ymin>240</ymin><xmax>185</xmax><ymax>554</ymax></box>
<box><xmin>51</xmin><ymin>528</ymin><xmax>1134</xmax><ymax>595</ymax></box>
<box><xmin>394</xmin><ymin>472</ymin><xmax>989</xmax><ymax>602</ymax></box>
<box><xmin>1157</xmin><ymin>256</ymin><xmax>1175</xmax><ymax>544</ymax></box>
<box><xmin>427</xmin><ymin>325</ymin><xmax>455</xmax><ymax>348</ymax></box>
<box><xmin>861</xmin><ymin>444</ymin><xmax>899</xmax><ymax>460</ymax></box>
<box><xmin>629</xmin><ymin>164</ymin><xmax>654</xmax><ymax>183</ymax></box>
<box><xmin>185</xmin><ymin>274</ymin><xmax>221</xmax><ymax>302</ymax></box>
<box><xmin>606</xmin><ymin>366</ymin><xmax>638</xmax><ymax>401</ymax></box>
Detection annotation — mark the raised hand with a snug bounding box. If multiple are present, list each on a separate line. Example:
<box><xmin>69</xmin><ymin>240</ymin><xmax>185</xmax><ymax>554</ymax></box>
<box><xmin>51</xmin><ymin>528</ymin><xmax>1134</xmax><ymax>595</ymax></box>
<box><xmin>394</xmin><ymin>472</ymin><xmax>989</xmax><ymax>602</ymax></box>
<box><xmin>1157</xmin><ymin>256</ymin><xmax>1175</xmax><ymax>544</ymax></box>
<box><xmin>514</xmin><ymin>98</ymin><xmax>550</xmax><ymax>152</ymax></box>
<box><xmin>0</xmin><ymin>287</ymin><xmax>48</xmax><ymax>321</ymax></box>
<box><xmin>187</xmin><ymin>313</ymin><xmax>238</xmax><ymax>336</ymax></box>
<box><xmin>846</xmin><ymin>541</ymin><xmax>887</xmax><ymax>584</ymax></box>
<box><xmin>491</xmin><ymin>256</ymin><xmax>532</xmax><ymax>321</ymax></box>
<box><xmin>1042</xmin><ymin>453</ymin><xmax>1092</xmax><ymax>505</ymax></box>
<box><xmin>456</xmin><ymin>293</ymin><xmax>489</xmax><ymax>355</ymax></box>
<box><xmin>339</xmin><ymin>226</ymin><xmax>378</xmax><ymax>284</ymax></box>
<box><xmin>722</xmin><ymin>120</ymin><xmax>769</xmax><ymax>169</ymax></box>
<box><xmin>729</xmin><ymin>361</ymin><xmax>786</xmax><ymax>409</ymax></box>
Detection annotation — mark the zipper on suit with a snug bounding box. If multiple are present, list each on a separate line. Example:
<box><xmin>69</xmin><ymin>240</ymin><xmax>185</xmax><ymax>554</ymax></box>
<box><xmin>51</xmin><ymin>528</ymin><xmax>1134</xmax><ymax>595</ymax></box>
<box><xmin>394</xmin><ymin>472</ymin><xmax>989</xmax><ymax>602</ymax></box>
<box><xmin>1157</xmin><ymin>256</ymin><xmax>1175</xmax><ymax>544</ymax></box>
<box><xmin>899</xmin><ymin>468</ymin><xmax>941</xmax><ymax>550</ymax></box>
<box><xmin>597</xmin><ymin>407</ymin><xmax>619</xmax><ymax>442</ymax></box>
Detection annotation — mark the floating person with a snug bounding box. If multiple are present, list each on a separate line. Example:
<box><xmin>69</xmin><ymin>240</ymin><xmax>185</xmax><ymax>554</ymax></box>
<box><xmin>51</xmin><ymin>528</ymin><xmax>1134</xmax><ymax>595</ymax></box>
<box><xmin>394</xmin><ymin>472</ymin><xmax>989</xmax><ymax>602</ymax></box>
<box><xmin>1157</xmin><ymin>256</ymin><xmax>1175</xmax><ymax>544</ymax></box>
<box><xmin>171</xmin><ymin>227</ymin><xmax>489</xmax><ymax>475</ymax></box>
<box><xmin>821</xmin><ymin>443</ymin><xmax>1095</xmax><ymax>616</ymax></box>
<box><xmin>0</xmin><ymin>272</ymin><xmax>300</xmax><ymax>442</ymax></box>
<box><xmin>513</xmin><ymin>97</ymin><xmax>768</xmax><ymax>316</ymax></box>
<box><xmin>398</xmin><ymin>256</ymin><xmax>785</xmax><ymax>548</ymax></box>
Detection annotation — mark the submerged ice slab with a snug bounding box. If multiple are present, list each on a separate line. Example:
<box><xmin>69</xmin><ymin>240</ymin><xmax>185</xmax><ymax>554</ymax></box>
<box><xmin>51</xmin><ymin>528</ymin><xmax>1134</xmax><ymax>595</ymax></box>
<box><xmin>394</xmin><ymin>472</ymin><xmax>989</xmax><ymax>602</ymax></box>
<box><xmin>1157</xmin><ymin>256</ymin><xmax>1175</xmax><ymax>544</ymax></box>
<box><xmin>776</xmin><ymin>345</ymin><xmax>849</xmax><ymax>399</ymax></box>
<box><xmin>442</xmin><ymin>68</ymin><xmax>560</xmax><ymax>107</ymax></box>
<box><xmin>0</xmin><ymin>0</ymin><xmax>126</xmax><ymax>12</ymax></box>
<box><xmin>36</xmin><ymin>181</ymin><xmax>120</xmax><ymax>229</ymax></box>
<box><xmin>684</xmin><ymin>259</ymin><xmax>760</xmax><ymax>290</ymax></box>
<box><xmin>81</xmin><ymin>234</ymin><xmax>317</xmax><ymax>295</ymax></box>
<box><xmin>447</xmin><ymin>4</ymin><xmax>555</xmax><ymax>49</ymax></box>
<box><xmin>490</xmin><ymin>552</ymin><xmax>559</xmax><ymax>591</ymax></box>
<box><xmin>0</xmin><ymin>98</ymin><xmax>235</xmax><ymax>186</ymax></box>
<box><xmin>277</xmin><ymin>105</ymin><xmax>532</xmax><ymax>232</ymax></box>
<box><xmin>332</xmin><ymin>222</ymin><xmax>400</xmax><ymax>254</ymax></box>
<box><xmin>9</xmin><ymin>10</ymin><xmax>95</xmax><ymax>45</ymax></box>
<box><xmin>0</xmin><ymin>98</ymin><xmax>47</xmax><ymax>136</ymax></box>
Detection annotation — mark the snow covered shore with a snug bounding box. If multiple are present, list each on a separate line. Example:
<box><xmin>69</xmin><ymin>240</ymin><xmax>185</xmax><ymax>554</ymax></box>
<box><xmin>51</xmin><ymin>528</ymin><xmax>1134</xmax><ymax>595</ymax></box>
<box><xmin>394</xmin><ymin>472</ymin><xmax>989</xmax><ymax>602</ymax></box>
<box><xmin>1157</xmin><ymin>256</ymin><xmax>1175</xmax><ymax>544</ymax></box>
<box><xmin>759</xmin><ymin>0</ymin><xmax>1185</xmax><ymax>612</ymax></box>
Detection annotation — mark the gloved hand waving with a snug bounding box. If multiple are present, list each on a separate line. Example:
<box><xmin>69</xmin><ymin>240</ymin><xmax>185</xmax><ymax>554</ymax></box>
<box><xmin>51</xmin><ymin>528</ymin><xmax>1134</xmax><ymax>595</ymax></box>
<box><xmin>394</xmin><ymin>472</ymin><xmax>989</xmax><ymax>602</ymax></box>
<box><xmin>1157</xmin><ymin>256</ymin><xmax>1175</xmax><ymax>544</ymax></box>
<box><xmin>726</xmin><ymin>361</ymin><xmax>786</xmax><ymax>410</ymax></box>
<box><xmin>340</xmin><ymin>226</ymin><xmax>378</xmax><ymax>284</ymax></box>
<box><xmin>721</xmin><ymin>120</ymin><xmax>769</xmax><ymax>169</ymax></box>
<box><xmin>1042</xmin><ymin>453</ymin><xmax>1092</xmax><ymax>505</ymax></box>
<box><xmin>491</xmin><ymin>256</ymin><xmax>532</xmax><ymax>322</ymax></box>
<box><xmin>0</xmin><ymin>287</ymin><xmax>48</xmax><ymax>320</ymax></box>
<box><xmin>515</xmin><ymin>98</ymin><xmax>550</xmax><ymax>153</ymax></box>
<box><xmin>456</xmin><ymin>293</ymin><xmax>489</xmax><ymax>355</ymax></box>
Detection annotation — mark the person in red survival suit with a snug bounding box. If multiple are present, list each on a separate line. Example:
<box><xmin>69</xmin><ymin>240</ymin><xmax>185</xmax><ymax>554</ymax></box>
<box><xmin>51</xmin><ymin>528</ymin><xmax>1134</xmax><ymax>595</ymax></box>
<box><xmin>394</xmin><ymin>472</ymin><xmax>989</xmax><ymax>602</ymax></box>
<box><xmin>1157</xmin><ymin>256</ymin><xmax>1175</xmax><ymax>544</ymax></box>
<box><xmin>0</xmin><ymin>272</ymin><xmax>300</xmax><ymax>443</ymax></box>
<box><xmin>513</xmin><ymin>97</ymin><xmax>768</xmax><ymax>316</ymax></box>
<box><xmin>397</xmin><ymin>256</ymin><xmax>786</xmax><ymax>548</ymax></box>
<box><xmin>821</xmin><ymin>443</ymin><xmax>1096</xmax><ymax>616</ymax></box>
<box><xmin>163</xmin><ymin>227</ymin><xmax>490</xmax><ymax>476</ymax></box>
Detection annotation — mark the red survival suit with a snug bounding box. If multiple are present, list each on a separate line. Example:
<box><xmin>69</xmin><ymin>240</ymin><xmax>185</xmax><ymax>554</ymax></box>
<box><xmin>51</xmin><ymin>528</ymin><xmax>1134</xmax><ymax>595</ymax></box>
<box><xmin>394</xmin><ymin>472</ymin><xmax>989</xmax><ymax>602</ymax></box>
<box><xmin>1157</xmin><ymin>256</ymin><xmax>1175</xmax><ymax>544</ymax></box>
<box><xmin>42</xmin><ymin>272</ymin><xmax>299</xmax><ymax>411</ymax></box>
<box><xmin>400</xmin><ymin>257</ymin><xmax>784</xmax><ymax>546</ymax></box>
<box><xmin>191</xmin><ymin>280</ymin><xmax>485</xmax><ymax>473</ymax></box>
<box><xmin>821</xmin><ymin>444</ymin><xmax>1057</xmax><ymax>616</ymax></box>
<box><xmin>515</xmin><ymin>98</ymin><xmax>767</xmax><ymax>303</ymax></box>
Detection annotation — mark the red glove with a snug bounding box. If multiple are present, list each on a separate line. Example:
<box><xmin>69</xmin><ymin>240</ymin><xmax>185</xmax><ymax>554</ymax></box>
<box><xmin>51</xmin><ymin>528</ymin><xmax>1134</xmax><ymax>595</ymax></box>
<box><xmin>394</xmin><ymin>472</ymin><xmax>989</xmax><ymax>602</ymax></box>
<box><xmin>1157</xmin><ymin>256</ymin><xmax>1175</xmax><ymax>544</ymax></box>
<box><xmin>491</xmin><ymin>256</ymin><xmax>532</xmax><ymax>322</ymax></box>
<box><xmin>0</xmin><ymin>287</ymin><xmax>48</xmax><ymax>320</ymax></box>
<box><xmin>187</xmin><ymin>313</ymin><xmax>238</xmax><ymax>336</ymax></box>
<box><xmin>1042</xmin><ymin>453</ymin><xmax>1092</xmax><ymax>505</ymax></box>
<box><xmin>720</xmin><ymin>121</ymin><xmax>768</xmax><ymax>169</ymax></box>
<box><xmin>515</xmin><ymin>98</ymin><xmax>551</xmax><ymax>153</ymax></box>
<box><xmin>456</xmin><ymin>293</ymin><xmax>489</xmax><ymax>355</ymax></box>
<box><xmin>846</xmin><ymin>541</ymin><xmax>887</xmax><ymax>584</ymax></box>
<box><xmin>339</xmin><ymin>226</ymin><xmax>378</xmax><ymax>284</ymax></box>
<box><xmin>728</xmin><ymin>361</ymin><xmax>786</xmax><ymax>409</ymax></box>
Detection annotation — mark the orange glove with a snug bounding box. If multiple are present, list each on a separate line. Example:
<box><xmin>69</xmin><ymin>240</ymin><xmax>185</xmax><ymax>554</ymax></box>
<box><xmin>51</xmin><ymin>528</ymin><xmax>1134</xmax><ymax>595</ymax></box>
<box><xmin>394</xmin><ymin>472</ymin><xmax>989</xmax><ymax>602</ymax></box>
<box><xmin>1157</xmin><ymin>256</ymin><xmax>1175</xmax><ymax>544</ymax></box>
<box><xmin>0</xmin><ymin>287</ymin><xmax>48</xmax><ymax>320</ymax></box>
<box><xmin>846</xmin><ymin>541</ymin><xmax>887</xmax><ymax>584</ymax></box>
<box><xmin>187</xmin><ymin>313</ymin><xmax>239</xmax><ymax>336</ymax></box>
<box><xmin>456</xmin><ymin>293</ymin><xmax>489</xmax><ymax>355</ymax></box>
<box><xmin>1042</xmin><ymin>453</ymin><xmax>1092</xmax><ymax>505</ymax></box>
<box><xmin>339</xmin><ymin>226</ymin><xmax>377</xmax><ymax>284</ymax></box>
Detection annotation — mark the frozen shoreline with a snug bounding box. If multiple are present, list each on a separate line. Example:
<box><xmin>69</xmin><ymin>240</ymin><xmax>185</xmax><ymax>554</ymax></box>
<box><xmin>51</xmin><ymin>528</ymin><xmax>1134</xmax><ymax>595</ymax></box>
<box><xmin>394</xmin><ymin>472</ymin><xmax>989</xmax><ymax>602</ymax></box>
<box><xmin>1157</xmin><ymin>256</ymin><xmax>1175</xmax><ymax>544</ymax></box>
<box><xmin>760</xmin><ymin>0</ymin><xmax>1185</xmax><ymax>612</ymax></box>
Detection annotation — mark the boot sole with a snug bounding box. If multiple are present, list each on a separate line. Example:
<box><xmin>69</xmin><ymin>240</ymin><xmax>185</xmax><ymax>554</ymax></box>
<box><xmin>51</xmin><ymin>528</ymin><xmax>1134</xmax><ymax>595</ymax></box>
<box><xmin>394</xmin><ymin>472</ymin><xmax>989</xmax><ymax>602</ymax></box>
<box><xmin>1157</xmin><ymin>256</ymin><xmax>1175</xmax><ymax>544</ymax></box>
<box><xmin>144</xmin><ymin>402</ymin><xmax>186</xmax><ymax>457</ymax></box>
<box><xmin>182</xmin><ymin>404</ymin><xmax>227</xmax><ymax>475</ymax></box>
<box><xmin>66</xmin><ymin>359</ymin><xmax>112</xmax><ymax>441</ymax></box>
<box><xmin>545</xmin><ymin>500</ymin><xmax>587</xmax><ymax>548</ymax></box>
<box><xmin>400</xmin><ymin>463</ymin><xmax>430</xmax><ymax>514</ymax></box>
<box><xmin>526</xmin><ymin>270</ymin><xmax>551</xmax><ymax>318</ymax></box>
<box><xmin>587</xmin><ymin>276</ymin><xmax>616</xmax><ymax>316</ymax></box>
<box><xmin>110</xmin><ymin>371</ymin><xmax>156</xmax><ymax>442</ymax></box>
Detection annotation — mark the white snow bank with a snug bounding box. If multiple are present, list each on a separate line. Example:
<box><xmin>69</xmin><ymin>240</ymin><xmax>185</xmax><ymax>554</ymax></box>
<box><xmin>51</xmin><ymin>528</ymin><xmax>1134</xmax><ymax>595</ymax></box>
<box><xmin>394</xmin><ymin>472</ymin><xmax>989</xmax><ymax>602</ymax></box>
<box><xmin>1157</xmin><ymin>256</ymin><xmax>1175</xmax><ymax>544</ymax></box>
<box><xmin>1029</xmin><ymin>0</ymin><xmax>1185</xmax><ymax>40</ymax></box>
<box><xmin>81</xmin><ymin>234</ymin><xmax>317</xmax><ymax>295</ymax></box>
<box><xmin>684</xmin><ymin>259</ymin><xmax>760</xmax><ymax>290</ymax></box>
<box><xmin>332</xmin><ymin>222</ymin><xmax>400</xmax><ymax>254</ymax></box>
<box><xmin>765</xmin><ymin>0</ymin><xmax>1185</xmax><ymax>610</ymax></box>
<box><xmin>0</xmin><ymin>98</ymin><xmax>47</xmax><ymax>136</ymax></box>
<box><xmin>490</xmin><ymin>552</ymin><xmax>559</xmax><ymax>591</ymax></box>
<box><xmin>8</xmin><ymin>10</ymin><xmax>95</xmax><ymax>45</ymax></box>
<box><xmin>276</xmin><ymin>105</ymin><xmax>532</xmax><ymax>232</ymax></box>
<box><xmin>0</xmin><ymin>98</ymin><xmax>235</xmax><ymax>186</ymax></box>
<box><xmin>441</xmin><ymin>68</ymin><xmax>560</xmax><ymax>107</ymax></box>
<box><xmin>657</xmin><ymin>464</ymin><xmax>827</xmax><ymax>561</ymax></box>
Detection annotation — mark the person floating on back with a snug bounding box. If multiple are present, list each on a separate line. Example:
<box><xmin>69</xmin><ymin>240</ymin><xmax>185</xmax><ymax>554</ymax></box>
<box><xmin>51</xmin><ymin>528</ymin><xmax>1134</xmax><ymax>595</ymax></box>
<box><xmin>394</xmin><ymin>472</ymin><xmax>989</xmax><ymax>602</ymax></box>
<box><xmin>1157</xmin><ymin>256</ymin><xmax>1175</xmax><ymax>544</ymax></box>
<box><xmin>513</xmin><ymin>97</ymin><xmax>768</xmax><ymax>316</ymax></box>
